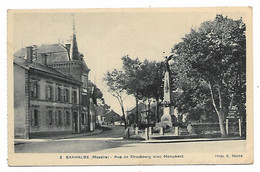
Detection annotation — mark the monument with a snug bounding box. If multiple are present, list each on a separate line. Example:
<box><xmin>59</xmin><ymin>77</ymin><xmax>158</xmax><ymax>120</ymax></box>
<box><xmin>160</xmin><ymin>54</ymin><xmax>178</xmax><ymax>127</ymax></box>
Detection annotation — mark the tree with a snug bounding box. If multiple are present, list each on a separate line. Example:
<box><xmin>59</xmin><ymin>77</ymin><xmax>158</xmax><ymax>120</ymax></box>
<box><xmin>96</xmin><ymin>103</ymin><xmax>110</xmax><ymax>116</ymax></box>
<box><xmin>88</xmin><ymin>80</ymin><xmax>103</xmax><ymax>105</ymax></box>
<box><xmin>138</xmin><ymin>60</ymin><xmax>165</xmax><ymax>123</ymax></box>
<box><xmin>103</xmin><ymin>69</ymin><xmax>128</xmax><ymax>129</ymax></box>
<box><xmin>121</xmin><ymin>56</ymin><xmax>165</xmax><ymax>124</ymax></box>
<box><xmin>121</xmin><ymin>55</ymin><xmax>144</xmax><ymax>124</ymax></box>
<box><xmin>172</xmin><ymin>15</ymin><xmax>246</xmax><ymax>137</ymax></box>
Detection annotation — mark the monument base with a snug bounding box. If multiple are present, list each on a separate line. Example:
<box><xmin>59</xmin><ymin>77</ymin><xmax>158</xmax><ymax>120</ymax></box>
<box><xmin>154</xmin><ymin>114</ymin><xmax>181</xmax><ymax>136</ymax></box>
<box><xmin>160</xmin><ymin>114</ymin><xmax>173</xmax><ymax>128</ymax></box>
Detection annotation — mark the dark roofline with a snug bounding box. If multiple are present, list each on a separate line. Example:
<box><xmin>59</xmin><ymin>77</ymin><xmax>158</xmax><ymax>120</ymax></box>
<box><xmin>47</xmin><ymin>59</ymin><xmax>90</xmax><ymax>72</ymax></box>
<box><xmin>29</xmin><ymin>67</ymin><xmax>82</xmax><ymax>86</ymax></box>
<box><xmin>126</xmin><ymin>102</ymin><xmax>147</xmax><ymax>113</ymax></box>
<box><xmin>14</xmin><ymin>59</ymin><xmax>82</xmax><ymax>86</ymax></box>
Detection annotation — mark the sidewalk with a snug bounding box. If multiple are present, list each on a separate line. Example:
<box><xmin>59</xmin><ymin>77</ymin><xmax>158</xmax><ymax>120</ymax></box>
<box><xmin>143</xmin><ymin>136</ymin><xmax>245</xmax><ymax>143</ymax></box>
<box><xmin>106</xmin><ymin>135</ymin><xmax>245</xmax><ymax>144</ymax></box>
<box><xmin>14</xmin><ymin>128</ymin><xmax>104</xmax><ymax>145</ymax></box>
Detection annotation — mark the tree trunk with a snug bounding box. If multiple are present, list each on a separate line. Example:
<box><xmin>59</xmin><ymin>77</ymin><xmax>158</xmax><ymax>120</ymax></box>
<box><xmin>135</xmin><ymin>97</ymin><xmax>139</xmax><ymax>124</ymax></box>
<box><xmin>217</xmin><ymin>84</ymin><xmax>227</xmax><ymax>137</ymax></box>
<box><xmin>209</xmin><ymin>82</ymin><xmax>227</xmax><ymax>137</ymax></box>
<box><xmin>147</xmin><ymin>99</ymin><xmax>151</xmax><ymax>125</ymax></box>
<box><xmin>218</xmin><ymin>110</ymin><xmax>226</xmax><ymax>137</ymax></box>
<box><xmin>121</xmin><ymin>105</ymin><xmax>127</xmax><ymax>129</ymax></box>
<box><xmin>156</xmin><ymin>97</ymin><xmax>160</xmax><ymax>123</ymax></box>
<box><xmin>116</xmin><ymin>97</ymin><xmax>127</xmax><ymax>129</ymax></box>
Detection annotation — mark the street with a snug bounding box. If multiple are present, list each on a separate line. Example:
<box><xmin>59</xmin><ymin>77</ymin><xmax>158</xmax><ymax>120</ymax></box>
<box><xmin>15</xmin><ymin>125</ymin><xmax>125</xmax><ymax>153</ymax></box>
<box><xmin>15</xmin><ymin>125</ymin><xmax>246</xmax><ymax>154</ymax></box>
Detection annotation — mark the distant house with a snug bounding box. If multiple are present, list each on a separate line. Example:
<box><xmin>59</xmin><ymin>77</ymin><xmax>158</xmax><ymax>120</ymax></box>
<box><xmin>126</xmin><ymin>102</ymin><xmax>159</xmax><ymax>125</ymax></box>
<box><xmin>95</xmin><ymin>102</ymin><xmax>107</xmax><ymax>126</ymax></box>
<box><xmin>105</xmin><ymin>110</ymin><xmax>122</xmax><ymax>125</ymax></box>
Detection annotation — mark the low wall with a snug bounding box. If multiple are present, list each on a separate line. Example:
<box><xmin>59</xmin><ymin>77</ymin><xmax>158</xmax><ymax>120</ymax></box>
<box><xmin>29</xmin><ymin>130</ymin><xmax>74</xmax><ymax>139</ymax></box>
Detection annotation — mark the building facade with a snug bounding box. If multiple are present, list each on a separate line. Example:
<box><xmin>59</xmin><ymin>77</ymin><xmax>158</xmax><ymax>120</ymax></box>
<box><xmin>14</xmin><ymin>47</ymin><xmax>82</xmax><ymax>139</ymax></box>
<box><xmin>14</xmin><ymin>25</ymin><xmax>97</xmax><ymax>137</ymax></box>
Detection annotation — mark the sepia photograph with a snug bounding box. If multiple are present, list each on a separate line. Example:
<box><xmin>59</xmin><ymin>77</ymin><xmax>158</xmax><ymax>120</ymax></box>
<box><xmin>7</xmin><ymin>7</ymin><xmax>253</xmax><ymax>165</ymax></box>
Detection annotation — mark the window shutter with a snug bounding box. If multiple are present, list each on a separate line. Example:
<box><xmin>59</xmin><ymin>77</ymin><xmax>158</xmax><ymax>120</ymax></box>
<box><xmin>63</xmin><ymin>111</ymin><xmax>66</xmax><ymax>125</ymax></box>
<box><xmin>31</xmin><ymin>108</ymin><xmax>34</xmax><ymax>126</ymax></box>
<box><xmin>55</xmin><ymin>87</ymin><xmax>58</xmax><ymax>101</ymax></box>
<box><xmin>30</xmin><ymin>83</ymin><xmax>34</xmax><ymax>98</ymax></box>
<box><xmin>52</xmin><ymin>111</ymin><xmax>55</xmax><ymax>125</ymax></box>
<box><xmin>55</xmin><ymin>111</ymin><xmax>58</xmax><ymax>126</ymax></box>
<box><xmin>50</xmin><ymin>86</ymin><xmax>54</xmax><ymax>101</ymax></box>
<box><xmin>62</xmin><ymin>89</ymin><xmax>65</xmax><ymax>102</ymax></box>
<box><xmin>66</xmin><ymin>112</ymin><xmax>70</xmax><ymax>125</ymax></box>
<box><xmin>67</xmin><ymin>89</ymin><xmax>70</xmax><ymax>103</ymax></box>
<box><xmin>75</xmin><ymin>91</ymin><xmax>77</xmax><ymax>104</ymax></box>
<box><xmin>46</xmin><ymin>110</ymin><xmax>50</xmax><ymax>125</ymax></box>
<box><xmin>61</xmin><ymin>88</ymin><xmax>63</xmax><ymax>102</ymax></box>
<box><xmin>37</xmin><ymin>83</ymin><xmax>40</xmax><ymax>99</ymax></box>
<box><xmin>71</xmin><ymin>90</ymin><xmax>74</xmax><ymax>104</ymax></box>
<box><xmin>38</xmin><ymin>110</ymin><xmax>41</xmax><ymax>126</ymax></box>
<box><xmin>61</xmin><ymin>111</ymin><xmax>63</xmax><ymax>126</ymax></box>
<box><xmin>45</xmin><ymin>85</ymin><xmax>48</xmax><ymax>100</ymax></box>
<box><xmin>59</xmin><ymin>89</ymin><xmax>62</xmax><ymax>102</ymax></box>
<box><xmin>64</xmin><ymin>111</ymin><xmax>66</xmax><ymax>125</ymax></box>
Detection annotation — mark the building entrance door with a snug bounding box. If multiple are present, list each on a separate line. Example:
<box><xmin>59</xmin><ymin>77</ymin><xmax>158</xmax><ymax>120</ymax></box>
<box><xmin>73</xmin><ymin>112</ymin><xmax>78</xmax><ymax>133</ymax></box>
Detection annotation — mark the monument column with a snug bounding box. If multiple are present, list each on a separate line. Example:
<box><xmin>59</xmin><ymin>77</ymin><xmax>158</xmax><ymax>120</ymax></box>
<box><xmin>160</xmin><ymin>54</ymin><xmax>178</xmax><ymax>126</ymax></box>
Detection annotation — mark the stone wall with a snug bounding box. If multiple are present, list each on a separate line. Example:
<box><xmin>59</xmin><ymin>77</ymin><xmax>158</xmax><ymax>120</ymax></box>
<box><xmin>14</xmin><ymin>64</ymin><xmax>28</xmax><ymax>139</ymax></box>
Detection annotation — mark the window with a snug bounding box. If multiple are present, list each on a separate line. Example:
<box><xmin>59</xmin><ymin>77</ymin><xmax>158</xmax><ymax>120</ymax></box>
<box><xmin>48</xmin><ymin>110</ymin><xmax>53</xmax><ymax>125</ymax></box>
<box><xmin>82</xmin><ymin>113</ymin><xmax>85</xmax><ymax>125</ymax></box>
<box><xmin>81</xmin><ymin>113</ymin><xmax>88</xmax><ymax>125</ymax></box>
<box><xmin>73</xmin><ymin>91</ymin><xmax>77</xmax><ymax>103</ymax></box>
<box><xmin>58</xmin><ymin>111</ymin><xmax>62</xmax><ymax>125</ymax></box>
<box><xmin>57</xmin><ymin>87</ymin><xmax>62</xmax><ymax>101</ymax></box>
<box><xmin>64</xmin><ymin>89</ymin><xmax>69</xmax><ymax>102</ymax></box>
<box><xmin>82</xmin><ymin>95</ymin><xmax>87</xmax><ymax>107</ymax></box>
<box><xmin>46</xmin><ymin>85</ymin><xmax>53</xmax><ymax>100</ymax></box>
<box><xmin>31</xmin><ymin>109</ymin><xmax>39</xmax><ymax>127</ymax></box>
<box><xmin>30</xmin><ymin>82</ymin><xmax>38</xmax><ymax>99</ymax></box>
<box><xmin>71</xmin><ymin>90</ymin><xmax>77</xmax><ymax>104</ymax></box>
<box><xmin>65</xmin><ymin>111</ymin><xmax>70</xmax><ymax>125</ymax></box>
<box><xmin>82</xmin><ymin>75</ymin><xmax>88</xmax><ymax>88</ymax></box>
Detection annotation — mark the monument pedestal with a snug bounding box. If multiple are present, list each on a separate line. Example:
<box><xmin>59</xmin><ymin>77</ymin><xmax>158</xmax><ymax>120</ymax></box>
<box><xmin>160</xmin><ymin>114</ymin><xmax>172</xmax><ymax>127</ymax></box>
<box><xmin>155</xmin><ymin>106</ymin><xmax>180</xmax><ymax>135</ymax></box>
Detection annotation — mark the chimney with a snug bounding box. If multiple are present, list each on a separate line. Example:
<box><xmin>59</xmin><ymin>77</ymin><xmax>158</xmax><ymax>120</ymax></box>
<box><xmin>41</xmin><ymin>53</ymin><xmax>47</xmax><ymax>65</ymax></box>
<box><xmin>65</xmin><ymin>44</ymin><xmax>71</xmax><ymax>58</ymax></box>
<box><xmin>26</xmin><ymin>46</ymin><xmax>33</xmax><ymax>63</ymax></box>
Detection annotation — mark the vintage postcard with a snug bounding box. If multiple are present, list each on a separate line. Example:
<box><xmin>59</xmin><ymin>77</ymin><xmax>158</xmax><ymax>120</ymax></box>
<box><xmin>8</xmin><ymin>7</ymin><xmax>253</xmax><ymax>166</ymax></box>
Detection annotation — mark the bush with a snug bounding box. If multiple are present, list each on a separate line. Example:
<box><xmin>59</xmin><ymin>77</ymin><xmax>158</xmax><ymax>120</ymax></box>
<box><xmin>137</xmin><ymin>123</ymin><xmax>155</xmax><ymax>130</ymax></box>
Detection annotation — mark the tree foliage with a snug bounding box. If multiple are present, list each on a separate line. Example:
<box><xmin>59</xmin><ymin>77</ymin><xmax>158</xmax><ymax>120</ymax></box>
<box><xmin>103</xmin><ymin>69</ymin><xmax>128</xmax><ymax>128</ymax></box>
<box><xmin>121</xmin><ymin>55</ymin><xmax>165</xmax><ymax>124</ymax></box>
<box><xmin>172</xmin><ymin>14</ymin><xmax>246</xmax><ymax>136</ymax></box>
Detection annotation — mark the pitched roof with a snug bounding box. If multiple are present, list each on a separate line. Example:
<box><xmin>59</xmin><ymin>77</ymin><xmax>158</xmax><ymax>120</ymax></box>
<box><xmin>14</xmin><ymin>44</ymin><xmax>68</xmax><ymax>57</ymax></box>
<box><xmin>71</xmin><ymin>34</ymin><xmax>80</xmax><ymax>60</ymax></box>
<box><xmin>127</xmin><ymin>103</ymin><xmax>147</xmax><ymax>113</ymax></box>
<box><xmin>37</xmin><ymin>44</ymin><xmax>67</xmax><ymax>54</ymax></box>
<box><xmin>14</xmin><ymin>44</ymin><xmax>90</xmax><ymax>70</ymax></box>
<box><xmin>14</xmin><ymin>48</ymin><xmax>26</xmax><ymax>58</ymax></box>
<box><xmin>107</xmin><ymin>110</ymin><xmax>120</xmax><ymax>117</ymax></box>
<box><xmin>13</xmin><ymin>56</ymin><xmax>81</xmax><ymax>85</ymax></box>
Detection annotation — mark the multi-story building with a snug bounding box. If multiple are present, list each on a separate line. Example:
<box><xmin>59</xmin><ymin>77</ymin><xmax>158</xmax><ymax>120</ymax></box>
<box><xmin>43</xmin><ymin>31</ymin><xmax>96</xmax><ymax>132</ymax></box>
<box><xmin>14</xmin><ymin>47</ymin><xmax>82</xmax><ymax>139</ymax></box>
<box><xmin>13</xmin><ymin>26</ymin><xmax>97</xmax><ymax>138</ymax></box>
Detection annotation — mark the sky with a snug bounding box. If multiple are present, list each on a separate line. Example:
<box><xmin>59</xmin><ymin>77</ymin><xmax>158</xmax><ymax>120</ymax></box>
<box><xmin>11</xmin><ymin>8</ymin><xmax>248</xmax><ymax>115</ymax></box>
